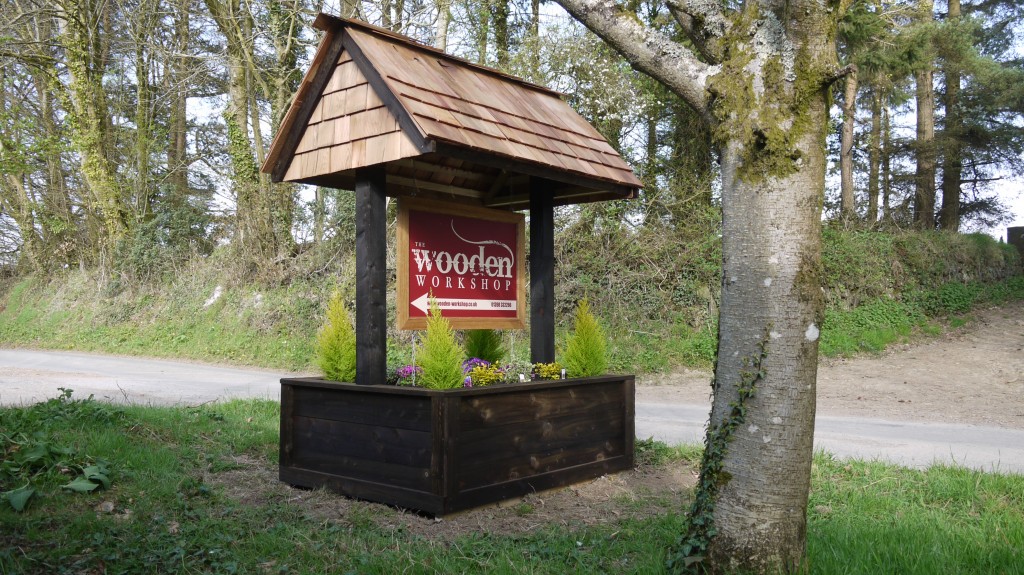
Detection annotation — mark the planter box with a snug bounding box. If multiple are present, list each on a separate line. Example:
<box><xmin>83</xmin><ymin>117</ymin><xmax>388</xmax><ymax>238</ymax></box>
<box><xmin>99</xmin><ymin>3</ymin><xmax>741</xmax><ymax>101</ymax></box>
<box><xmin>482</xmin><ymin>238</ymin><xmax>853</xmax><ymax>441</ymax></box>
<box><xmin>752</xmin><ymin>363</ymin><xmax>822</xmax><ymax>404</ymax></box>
<box><xmin>279</xmin><ymin>375</ymin><xmax>635</xmax><ymax>516</ymax></box>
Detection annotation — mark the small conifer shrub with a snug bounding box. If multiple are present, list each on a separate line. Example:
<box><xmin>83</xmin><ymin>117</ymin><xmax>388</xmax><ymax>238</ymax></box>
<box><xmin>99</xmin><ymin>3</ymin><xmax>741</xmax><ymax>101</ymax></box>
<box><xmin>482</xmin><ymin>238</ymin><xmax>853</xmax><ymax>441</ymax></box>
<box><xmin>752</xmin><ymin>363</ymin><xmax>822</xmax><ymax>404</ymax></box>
<box><xmin>418</xmin><ymin>298</ymin><xmax>465</xmax><ymax>389</ymax></box>
<box><xmin>562</xmin><ymin>298</ymin><xmax>607</xmax><ymax>377</ymax></box>
<box><xmin>316</xmin><ymin>292</ymin><xmax>356</xmax><ymax>382</ymax></box>
<box><xmin>463</xmin><ymin>329</ymin><xmax>506</xmax><ymax>364</ymax></box>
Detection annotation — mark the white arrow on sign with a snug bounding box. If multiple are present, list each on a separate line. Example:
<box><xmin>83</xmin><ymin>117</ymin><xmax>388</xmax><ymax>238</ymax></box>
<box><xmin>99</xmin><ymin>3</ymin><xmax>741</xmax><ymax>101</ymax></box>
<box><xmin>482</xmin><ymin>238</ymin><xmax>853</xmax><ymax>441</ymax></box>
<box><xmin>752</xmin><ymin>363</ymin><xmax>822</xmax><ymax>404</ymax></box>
<box><xmin>410</xmin><ymin>293</ymin><xmax>517</xmax><ymax>315</ymax></box>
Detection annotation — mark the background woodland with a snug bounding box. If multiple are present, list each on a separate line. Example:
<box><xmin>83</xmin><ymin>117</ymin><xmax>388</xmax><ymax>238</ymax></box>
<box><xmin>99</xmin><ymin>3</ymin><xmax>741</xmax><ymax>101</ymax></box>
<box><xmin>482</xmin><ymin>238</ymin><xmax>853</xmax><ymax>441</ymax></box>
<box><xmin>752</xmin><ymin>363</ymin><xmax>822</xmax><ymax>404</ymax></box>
<box><xmin>0</xmin><ymin>0</ymin><xmax>1022</xmax><ymax>371</ymax></box>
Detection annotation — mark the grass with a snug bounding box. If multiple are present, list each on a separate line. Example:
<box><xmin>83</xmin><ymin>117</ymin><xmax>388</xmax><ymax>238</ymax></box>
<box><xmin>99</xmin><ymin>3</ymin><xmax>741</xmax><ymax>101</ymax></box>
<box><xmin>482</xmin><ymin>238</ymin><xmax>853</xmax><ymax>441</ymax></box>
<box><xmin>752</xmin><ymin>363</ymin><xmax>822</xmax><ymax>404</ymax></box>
<box><xmin>2</xmin><ymin>394</ymin><xmax>1021</xmax><ymax>574</ymax></box>
<box><xmin>807</xmin><ymin>454</ymin><xmax>1024</xmax><ymax>574</ymax></box>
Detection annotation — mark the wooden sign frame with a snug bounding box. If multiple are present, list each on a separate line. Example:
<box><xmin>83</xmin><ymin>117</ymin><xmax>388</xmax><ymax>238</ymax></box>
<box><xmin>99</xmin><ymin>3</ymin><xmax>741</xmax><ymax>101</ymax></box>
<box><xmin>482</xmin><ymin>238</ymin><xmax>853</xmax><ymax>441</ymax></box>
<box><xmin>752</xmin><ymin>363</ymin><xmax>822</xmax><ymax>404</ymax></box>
<box><xmin>397</xmin><ymin>198</ymin><xmax>526</xmax><ymax>330</ymax></box>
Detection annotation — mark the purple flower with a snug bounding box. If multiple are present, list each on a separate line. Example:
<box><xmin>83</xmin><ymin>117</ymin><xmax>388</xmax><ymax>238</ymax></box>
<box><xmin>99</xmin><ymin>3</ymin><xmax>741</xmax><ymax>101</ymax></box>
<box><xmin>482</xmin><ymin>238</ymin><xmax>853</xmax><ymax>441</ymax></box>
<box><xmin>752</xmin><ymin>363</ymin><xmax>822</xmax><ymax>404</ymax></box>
<box><xmin>463</xmin><ymin>376</ymin><xmax>473</xmax><ymax>388</ymax></box>
<box><xmin>396</xmin><ymin>365</ymin><xmax>422</xmax><ymax>380</ymax></box>
<box><xmin>462</xmin><ymin>358</ymin><xmax>490</xmax><ymax>373</ymax></box>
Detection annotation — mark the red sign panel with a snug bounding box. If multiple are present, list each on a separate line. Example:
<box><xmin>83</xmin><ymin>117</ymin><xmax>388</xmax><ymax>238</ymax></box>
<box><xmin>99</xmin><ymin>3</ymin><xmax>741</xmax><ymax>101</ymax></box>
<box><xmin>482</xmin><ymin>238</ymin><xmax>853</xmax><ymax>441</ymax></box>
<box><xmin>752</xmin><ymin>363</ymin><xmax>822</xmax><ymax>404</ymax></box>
<box><xmin>397</xmin><ymin>198</ymin><xmax>525</xmax><ymax>330</ymax></box>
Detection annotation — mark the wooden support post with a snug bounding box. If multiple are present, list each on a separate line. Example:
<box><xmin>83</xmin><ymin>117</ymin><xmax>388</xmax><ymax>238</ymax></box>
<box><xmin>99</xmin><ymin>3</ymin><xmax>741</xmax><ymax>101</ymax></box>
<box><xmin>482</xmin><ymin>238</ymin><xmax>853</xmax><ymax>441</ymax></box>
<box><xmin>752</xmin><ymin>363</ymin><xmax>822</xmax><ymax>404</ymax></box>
<box><xmin>530</xmin><ymin>180</ymin><xmax>555</xmax><ymax>364</ymax></box>
<box><xmin>355</xmin><ymin>166</ymin><xmax>388</xmax><ymax>385</ymax></box>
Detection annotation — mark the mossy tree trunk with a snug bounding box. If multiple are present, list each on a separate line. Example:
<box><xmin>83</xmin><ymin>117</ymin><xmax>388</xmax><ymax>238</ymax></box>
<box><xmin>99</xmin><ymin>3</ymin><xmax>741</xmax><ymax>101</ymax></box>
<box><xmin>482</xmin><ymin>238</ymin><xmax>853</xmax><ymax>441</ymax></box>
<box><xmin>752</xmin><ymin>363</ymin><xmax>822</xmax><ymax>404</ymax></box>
<box><xmin>206</xmin><ymin>0</ymin><xmax>274</xmax><ymax>267</ymax></box>
<box><xmin>57</xmin><ymin>0</ymin><xmax>129</xmax><ymax>257</ymax></box>
<box><xmin>553</xmin><ymin>0</ymin><xmax>843</xmax><ymax>571</ymax></box>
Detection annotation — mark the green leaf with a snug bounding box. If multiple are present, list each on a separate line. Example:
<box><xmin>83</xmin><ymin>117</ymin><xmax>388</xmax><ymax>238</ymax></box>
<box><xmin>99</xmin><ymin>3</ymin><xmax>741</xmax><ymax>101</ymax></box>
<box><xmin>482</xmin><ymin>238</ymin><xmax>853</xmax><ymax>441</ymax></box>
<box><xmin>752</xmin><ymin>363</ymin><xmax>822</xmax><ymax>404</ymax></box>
<box><xmin>82</xmin><ymin>465</ymin><xmax>111</xmax><ymax>489</ymax></box>
<box><xmin>21</xmin><ymin>442</ymin><xmax>50</xmax><ymax>464</ymax></box>
<box><xmin>3</xmin><ymin>485</ymin><xmax>36</xmax><ymax>512</ymax></box>
<box><xmin>62</xmin><ymin>476</ymin><xmax>101</xmax><ymax>493</ymax></box>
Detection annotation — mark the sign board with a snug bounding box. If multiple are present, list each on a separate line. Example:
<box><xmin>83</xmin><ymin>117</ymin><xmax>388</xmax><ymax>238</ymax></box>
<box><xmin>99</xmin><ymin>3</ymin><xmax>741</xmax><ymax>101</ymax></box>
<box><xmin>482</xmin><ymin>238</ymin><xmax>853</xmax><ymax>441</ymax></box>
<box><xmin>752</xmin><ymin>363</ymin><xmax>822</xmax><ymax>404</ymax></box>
<box><xmin>397</xmin><ymin>198</ymin><xmax>526</xmax><ymax>330</ymax></box>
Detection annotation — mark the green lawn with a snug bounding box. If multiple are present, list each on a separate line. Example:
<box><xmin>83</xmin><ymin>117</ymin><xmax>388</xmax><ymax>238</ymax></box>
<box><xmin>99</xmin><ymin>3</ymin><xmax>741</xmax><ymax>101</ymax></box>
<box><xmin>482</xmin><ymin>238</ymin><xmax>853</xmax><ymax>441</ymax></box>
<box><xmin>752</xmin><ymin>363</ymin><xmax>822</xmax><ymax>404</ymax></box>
<box><xmin>2</xmin><ymin>392</ymin><xmax>1021</xmax><ymax>574</ymax></box>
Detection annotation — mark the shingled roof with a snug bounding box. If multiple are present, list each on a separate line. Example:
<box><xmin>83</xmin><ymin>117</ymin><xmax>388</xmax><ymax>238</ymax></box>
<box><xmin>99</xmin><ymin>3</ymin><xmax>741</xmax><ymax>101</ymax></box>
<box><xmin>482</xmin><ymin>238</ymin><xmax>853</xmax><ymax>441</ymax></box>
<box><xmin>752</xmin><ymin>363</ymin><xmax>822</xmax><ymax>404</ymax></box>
<box><xmin>261</xmin><ymin>15</ymin><xmax>641</xmax><ymax>210</ymax></box>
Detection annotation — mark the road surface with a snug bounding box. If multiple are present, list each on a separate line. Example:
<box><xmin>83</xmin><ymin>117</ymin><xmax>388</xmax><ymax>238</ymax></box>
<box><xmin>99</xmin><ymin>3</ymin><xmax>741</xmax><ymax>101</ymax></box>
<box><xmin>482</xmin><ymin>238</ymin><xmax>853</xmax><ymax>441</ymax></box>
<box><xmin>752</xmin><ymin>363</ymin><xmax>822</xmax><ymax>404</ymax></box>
<box><xmin>2</xmin><ymin>349</ymin><xmax>1022</xmax><ymax>475</ymax></box>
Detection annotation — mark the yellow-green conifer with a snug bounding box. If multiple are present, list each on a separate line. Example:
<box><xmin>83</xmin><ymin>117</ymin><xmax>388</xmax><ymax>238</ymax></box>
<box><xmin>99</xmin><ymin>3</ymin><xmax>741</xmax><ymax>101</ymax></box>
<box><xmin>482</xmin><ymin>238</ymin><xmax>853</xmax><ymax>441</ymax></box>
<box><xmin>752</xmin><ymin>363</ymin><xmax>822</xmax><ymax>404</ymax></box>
<box><xmin>315</xmin><ymin>292</ymin><xmax>356</xmax><ymax>382</ymax></box>
<box><xmin>418</xmin><ymin>298</ymin><xmax>465</xmax><ymax>389</ymax></box>
<box><xmin>562</xmin><ymin>298</ymin><xmax>607</xmax><ymax>377</ymax></box>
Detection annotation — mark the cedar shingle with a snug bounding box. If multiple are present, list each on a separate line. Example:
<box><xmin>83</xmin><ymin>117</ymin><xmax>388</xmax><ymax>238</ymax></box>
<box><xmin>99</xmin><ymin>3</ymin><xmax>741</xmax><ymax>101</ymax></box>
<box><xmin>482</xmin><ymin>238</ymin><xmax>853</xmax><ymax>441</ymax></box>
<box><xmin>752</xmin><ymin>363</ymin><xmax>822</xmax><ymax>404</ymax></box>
<box><xmin>264</xmin><ymin>17</ymin><xmax>642</xmax><ymax>195</ymax></box>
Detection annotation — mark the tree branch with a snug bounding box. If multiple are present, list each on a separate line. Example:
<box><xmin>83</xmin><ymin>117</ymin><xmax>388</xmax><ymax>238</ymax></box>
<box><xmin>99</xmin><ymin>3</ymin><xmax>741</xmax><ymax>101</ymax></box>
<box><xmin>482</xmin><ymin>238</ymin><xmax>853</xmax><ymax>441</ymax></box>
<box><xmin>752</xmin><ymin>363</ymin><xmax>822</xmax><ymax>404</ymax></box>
<box><xmin>553</xmin><ymin>0</ymin><xmax>716</xmax><ymax>122</ymax></box>
<box><xmin>664</xmin><ymin>0</ymin><xmax>730</xmax><ymax>64</ymax></box>
<box><xmin>823</xmin><ymin>63</ymin><xmax>857</xmax><ymax>88</ymax></box>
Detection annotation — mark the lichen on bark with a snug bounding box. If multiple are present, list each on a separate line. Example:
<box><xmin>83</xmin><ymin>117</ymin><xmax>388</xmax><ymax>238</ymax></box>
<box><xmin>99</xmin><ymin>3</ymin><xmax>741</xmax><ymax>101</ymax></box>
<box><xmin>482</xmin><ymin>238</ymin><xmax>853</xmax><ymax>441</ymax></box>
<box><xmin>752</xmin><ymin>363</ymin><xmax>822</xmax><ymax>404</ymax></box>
<box><xmin>706</xmin><ymin>9</ymin><xmax>836</xmax><ymax>185</ymax></box>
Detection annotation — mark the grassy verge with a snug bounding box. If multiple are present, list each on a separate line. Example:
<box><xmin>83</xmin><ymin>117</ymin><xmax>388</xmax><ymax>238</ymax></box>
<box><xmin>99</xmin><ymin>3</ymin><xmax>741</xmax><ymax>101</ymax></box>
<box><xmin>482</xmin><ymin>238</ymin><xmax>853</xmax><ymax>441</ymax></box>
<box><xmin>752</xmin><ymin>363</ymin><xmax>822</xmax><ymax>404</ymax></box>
<box><xmin>3</xmin><ymin>395</ymin><xmax>1021</xmax><ymax>574</ymax></box>
<box><xmin>819</xmin><ymin>276</ymin><xmax>1024</xmax><ymax>357</ymax></box>
<box><xmin>0</xmin><ymin>226</ymin><xmax>1021</xmax><ymax>373</ymax></box>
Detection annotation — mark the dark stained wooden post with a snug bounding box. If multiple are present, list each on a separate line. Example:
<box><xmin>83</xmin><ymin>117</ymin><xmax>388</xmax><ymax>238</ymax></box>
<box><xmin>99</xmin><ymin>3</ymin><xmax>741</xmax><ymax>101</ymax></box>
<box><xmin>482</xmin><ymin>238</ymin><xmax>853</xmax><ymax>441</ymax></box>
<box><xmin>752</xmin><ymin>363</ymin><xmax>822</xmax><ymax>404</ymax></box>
<box><xmin>530</xmin><ymin>180</ymin><xmax>555</xmax><ymax>364</ymax></box>
<box><xmin>355</xmin><ymin>166</ymin><xmax>388</xmax><ymax>385</ymax></box>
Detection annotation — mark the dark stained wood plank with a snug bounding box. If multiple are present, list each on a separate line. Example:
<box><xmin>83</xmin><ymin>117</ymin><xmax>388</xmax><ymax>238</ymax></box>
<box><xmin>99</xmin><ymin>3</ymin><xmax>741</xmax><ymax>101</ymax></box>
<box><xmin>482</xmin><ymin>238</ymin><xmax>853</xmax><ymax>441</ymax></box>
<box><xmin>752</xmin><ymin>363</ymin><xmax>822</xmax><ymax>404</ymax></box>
<box><xmin>291</xmin><ymin>385</ymin><xmax>433</xmax><ymax>430</ymax></box>
<box><xmin>355</xmin><ymin>166</ymin><xmax>387</xmax><ymax>386</ymax></box>
<box><xmin>457</xmin><ymin>382</ymin><xmax>624</xmax><ymax>430</ymax></box>
<box><xmin>448</xmin><ymin>457</ymin><xmax>633</xmax><ymax>514</ymax></box>
<box><xmin>280</xmin><ymin>466</ymin><xmax>444</xmax><ymax>515</ymax></box>
<box><xmin>455</xmin><ymin>411</ymin><xmax>625</xmax><ymax>464</ymax></box>
<box><xmin>289</xmin><ymin>450</ymin><xmax>432</xmax><ymax>492</ymax></box>
<box><xmin>456</xmin><ymin>434</ymin><xmax>625</xmax><ymax>490</ymax></box>
<box><xmin>530</xmin><ymin>179</ymin><xmax>555</xmax><ymax>364</ymax></box>
<box><xmin>292</xmin><ymin>416</ymin><xmax>432</xmax><ymax>467</ymax></box>
<box><xmin>279</xmin><ymin>376</ymin><xmax>635</xmax><ymax>516</ymax></box>
<box><xmin>279</xmin><ymin>382</ymin><xmax>295</xmax><ymax>468</ymax></box>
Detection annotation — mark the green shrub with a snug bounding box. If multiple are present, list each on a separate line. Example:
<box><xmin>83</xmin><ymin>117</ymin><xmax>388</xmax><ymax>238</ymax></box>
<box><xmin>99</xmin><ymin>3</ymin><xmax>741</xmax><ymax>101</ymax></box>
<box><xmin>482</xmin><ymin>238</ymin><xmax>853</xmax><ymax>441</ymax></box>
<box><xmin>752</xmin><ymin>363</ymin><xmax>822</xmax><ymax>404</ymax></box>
<box><xmin>916</xmin><ymin>282</ymin><xmax>978</xmax><ymax>315</ymax></box>
<box><xmin>315</xmin><ymin>292</ymin><xmax>356</xmax><ymax>381</ymax></box>
<box><xmin>464</xmin><ymin>329</ymin><xmax>505</xmax><ymax>364</ymax></box>
<box><xmin>562</xmin><ymin>299</ymin><xmax>608</xmax><ymax>377</ymax></box>
<box><xmin>418</xmin><ymin>299</ymin><xmax>465</xmax><ymax>389</ymax></box>
<box><xmin>820</xmin><ymin>298</ymin><xmax>925</xmax><ymax>356</ymax></box>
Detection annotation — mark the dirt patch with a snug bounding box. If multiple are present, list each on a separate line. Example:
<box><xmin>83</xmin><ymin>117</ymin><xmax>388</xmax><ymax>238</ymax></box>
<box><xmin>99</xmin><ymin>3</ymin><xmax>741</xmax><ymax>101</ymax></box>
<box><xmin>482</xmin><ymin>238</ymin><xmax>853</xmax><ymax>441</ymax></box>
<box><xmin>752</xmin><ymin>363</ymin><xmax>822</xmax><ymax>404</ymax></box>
<box><xmin>639</xmin><ymin>300</ymin><xmax>1024</xmax><ymax>429</ymax></box>
<box><xmin>208</xmin><ymin>455</ymin><xmax>696</xmax><ymax>541</ymax></box>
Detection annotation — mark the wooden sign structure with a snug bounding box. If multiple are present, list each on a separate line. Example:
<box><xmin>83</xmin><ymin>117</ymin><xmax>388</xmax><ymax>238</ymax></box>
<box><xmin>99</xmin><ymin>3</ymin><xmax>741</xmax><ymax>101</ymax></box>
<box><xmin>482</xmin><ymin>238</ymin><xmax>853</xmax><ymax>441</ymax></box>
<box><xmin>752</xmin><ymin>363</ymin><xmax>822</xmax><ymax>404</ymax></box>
<box><xmin>260</xmin><ymin>14</ymin><xmax>642</xmax><ymax>384</ymax></box>
<box><xmin>397</xmin><ymin>198</ymin><xmax>525</xmax><ymax>330</ymax></box>
<box><xmin>262</xmin><ymin>14</ymin><xmax>645</xmax><ymax>516</ymax></box>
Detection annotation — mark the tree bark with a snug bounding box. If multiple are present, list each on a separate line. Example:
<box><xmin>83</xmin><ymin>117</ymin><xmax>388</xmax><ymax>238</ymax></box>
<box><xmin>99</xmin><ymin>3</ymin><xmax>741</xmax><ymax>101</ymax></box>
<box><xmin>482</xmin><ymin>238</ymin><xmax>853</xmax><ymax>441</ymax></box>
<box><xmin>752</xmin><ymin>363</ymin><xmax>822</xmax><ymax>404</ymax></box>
<box><xmin>167</xmin><ymin>0</ymin><xmax>190</xmax><ymax>211</ymax></box>
<box><xmin>840</xmin><ymin>68</ymin><xmax>858</xmax><ymax>220</ymax></box>
<box><xmin>434</xmin><ymin>0</ymin><xmax>451</xmax><ymax>50</ymax></box>
<box><xmin>882</xmin><ymin>104</ymin><xmax>892</xmax><ymax>221</ymax></box>
<box><xmin>553</xmin><ymin>0</ymin><xmax>836</xmax><ymax>571</ymax></box>
<box><xmin>57</xmin><ymin>0</ymin><xmax>129</xmax><ymax>254</ymax></box>
<box><xmin>867</xmin><ymin>90</ymin><xmax>881</xmax><ymax>224</ymax></box>
<box><xmin>132</xmin><ymin>1</ymin><xmax>158</xmax><ymax>220</ymax></box>
<box><xmin>939</xmin><ymin>0</ymin><xmax>961</xmax><ymax>231</ymax></box>
<box><xmin>206</xmin><ymin>0</ymin><xmax>272</xmax><ymax>265</ymax></box>
<box><xmin>491</xmin><ymin>0</ymin><xmax>511</xmax><ymax>70</ymax></box>
<box><xmin>913</xmin><ymin>0</ymin><xmax>936</xmax><ymax>230</ymax></box>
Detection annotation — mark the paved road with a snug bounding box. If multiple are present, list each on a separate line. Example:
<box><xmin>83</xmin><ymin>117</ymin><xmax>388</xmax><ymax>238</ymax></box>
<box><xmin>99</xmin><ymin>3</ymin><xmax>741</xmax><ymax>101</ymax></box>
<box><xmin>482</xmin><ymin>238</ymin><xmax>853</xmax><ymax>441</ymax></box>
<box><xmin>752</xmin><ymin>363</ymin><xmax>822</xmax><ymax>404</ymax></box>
<box><xmin>0</xmin><ymin>349</ymin><xmax>284</xmax><ymax>406</ymax></box>
<box><xmin>636</xmin><ymin>402</ymin><xmax>1024</xmax><ymax>475</ymax></box>
<box><xmin>3</xmin><ymin>349</ymin><xmax>1022</xmax><ymax>475</ymax></box>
